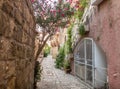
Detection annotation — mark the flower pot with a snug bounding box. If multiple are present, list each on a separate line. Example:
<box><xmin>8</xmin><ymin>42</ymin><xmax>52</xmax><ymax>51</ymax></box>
<box><xmin>65</xmin><ymin>68</ymin><xmax>71</xmax><ymax>73</ymax></box>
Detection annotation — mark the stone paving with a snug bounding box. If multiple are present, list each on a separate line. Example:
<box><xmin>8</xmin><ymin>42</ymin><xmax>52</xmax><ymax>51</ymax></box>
<box><xmin>37</xmin><ymin>55</ymin><xmax>90</xmax><ymax>89</ymax></box>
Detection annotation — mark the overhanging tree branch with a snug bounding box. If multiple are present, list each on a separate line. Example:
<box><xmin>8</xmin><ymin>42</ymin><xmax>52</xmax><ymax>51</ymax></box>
<box><xmin>31</xmin><ymin>0</ymin><xmax>78</xmax><ymax>60</ymax></box>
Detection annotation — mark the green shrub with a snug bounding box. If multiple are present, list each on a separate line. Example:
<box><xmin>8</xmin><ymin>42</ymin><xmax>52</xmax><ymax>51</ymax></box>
<box><xmin>78</xmin><ymin>24</ymin><xmax>85</xmax><ymax>36</ymax></box>
<box><xmin>43</xmin><ymin>45</ymin><xmax>50</xmax><ymax>57</ymax></box>
<box><xmin>44</xmin><ymin>51</ymin><xmax>49</xmax><ymax>57</ymax></box>
<box><xmin>34</xmin><ymin>61</ymin><xmax>42</xmax><ymax>89</ymax></box>
<box><xmin>55</xmin><ymin>46</ymin><xmax>65</xmax><ymax>69</ymax></box>
<box><xmin>65</xmin><ymin>24</ymin><xmax>73</xmax><ymax>54</ymax></box>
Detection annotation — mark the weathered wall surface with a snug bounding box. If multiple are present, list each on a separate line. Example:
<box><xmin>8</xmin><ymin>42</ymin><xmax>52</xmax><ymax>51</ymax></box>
<box><xmin>0</xmin><ymin>0</ymin><xmax>36</xmax><ymax>89</ymax></box>
<box><xmin>89</xmin><ymin>0</ymin><xmax>120</xmax><ymax>88</ymax></box>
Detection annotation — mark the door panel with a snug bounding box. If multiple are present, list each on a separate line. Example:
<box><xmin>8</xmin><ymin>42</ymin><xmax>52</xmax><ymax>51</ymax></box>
<box><xmin>74</xmin><ymin>38</ymin><xmax>108</xmax><ymax>88</ymax></box>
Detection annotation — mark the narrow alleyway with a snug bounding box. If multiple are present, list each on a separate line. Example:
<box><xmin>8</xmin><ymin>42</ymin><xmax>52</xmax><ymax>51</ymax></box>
<box><xmin>37</xmin><ymin>55</ymin><xmax>90</xmax><ymax>89</ymax></box>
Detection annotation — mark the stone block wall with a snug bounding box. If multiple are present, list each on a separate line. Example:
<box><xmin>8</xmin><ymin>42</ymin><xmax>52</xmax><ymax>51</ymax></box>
<box><xmin>0</xmin><ymin>0</ymin><xmax>36</xmax><ymax>89</ymax></box>
<box><xmin>89</xmin><ymin>0</ymin><xmax>120</xmax><ymax>88</ymax></box>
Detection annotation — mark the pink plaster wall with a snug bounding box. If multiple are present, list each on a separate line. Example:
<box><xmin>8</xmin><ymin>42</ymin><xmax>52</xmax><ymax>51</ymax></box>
<box><xmin>89</xmin><ymin>0</ymin><xmax>120</xmax><ymax>89</ymax></box>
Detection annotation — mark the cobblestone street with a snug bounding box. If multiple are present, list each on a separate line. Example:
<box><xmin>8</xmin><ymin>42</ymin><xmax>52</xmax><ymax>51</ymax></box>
<box><xmin>37</xmin><ymin>55</ymin><xmax>89</xmax><ymax>89</ymax></box>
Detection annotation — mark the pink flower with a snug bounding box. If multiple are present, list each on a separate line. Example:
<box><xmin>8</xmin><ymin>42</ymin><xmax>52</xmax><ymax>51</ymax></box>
<box><xmin>31</xmin><ymin>0</ymin><xmax>34</xmax><ymax>3</ymax></box>
<box><xmin>69</xmin><ymin>0</ymin><xmax>72</xmax><ymax>4</ymax></box>
<box><xmin>59</xmin><ymin>0</ymin><xmax>62</xmax><ymax>2</ymax></box>
<box><xmin>61</xmin><ymin>13</ymin><xmax>65</xmax><ymax>17</ymax></box>
<box><xmin>71</xmin><ymin>12</ymin><xmax>74</xmax><ymax>15</ymax></box>
<box><xmin>75</xmin><ymin>5</ymin><xmax>79</xmax><ymax>8</ymax></box>
<box><xmin>64</xmin><ymin>8</ymin><xmax>68</xmax><ymax>11</ymax></box>
<box><xmin>57</xmin><ymin>10</ymin><xmax>61</xmax><ymax>12</ymax></box>
<box><xmin>76</xmin><ymin>1</ymin><xmax>79</xmax><ymax>4</ymax></box>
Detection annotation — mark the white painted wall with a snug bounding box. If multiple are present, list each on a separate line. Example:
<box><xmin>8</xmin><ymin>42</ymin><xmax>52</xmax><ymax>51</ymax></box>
<box><xmin>94</xmin><ymin>42</ymin><xmax>107</xmax><ymax>88</ymax></box>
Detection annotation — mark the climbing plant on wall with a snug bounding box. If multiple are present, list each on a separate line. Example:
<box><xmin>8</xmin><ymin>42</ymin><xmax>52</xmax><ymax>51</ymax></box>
<box><xmin>65</xmin><ymin>24</ymin><xmax>73</xmax><ymax>55</ymax></box>
<box><xmin>74</xmin><ymin>0</ymin><xmax>89</xmax><ymax>20</ymax></box>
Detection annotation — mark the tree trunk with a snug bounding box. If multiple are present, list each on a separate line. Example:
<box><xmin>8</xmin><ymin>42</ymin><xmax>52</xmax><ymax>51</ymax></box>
<box><xmin>35</xmin><ymin>34</ymin><xmax>52</xmax><ymax>60</ymax></box>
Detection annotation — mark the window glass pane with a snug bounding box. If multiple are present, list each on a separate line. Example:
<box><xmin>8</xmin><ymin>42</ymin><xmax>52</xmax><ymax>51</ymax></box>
<box><xmin>79</xmin><ymin>41</ymin><xmax>85</xmax><ymax>58</ymax></box>
<box><xmin>75</xmin><ymin>63</ymin><xmax>85</xmax><ymax>80</ymax></box>
<box><xmin>86</xmin><ymin>39</ymin><xmax>93</xmax><ymax>85</ymax></box>
<box><xmin>86</xmin><ymin>39</ymin><xmax>92</xmax><ymax>65</ymax></box>
<box><xmin>86</xmin><ymin>65</ymin><xmax>93</xmax><ymax>85</ymax></box>
<box><xmin>87</xmin><ymin>60</ymin><xmax>92</xmax><ymax>65</ymax></box>
<box><xmin>77</xmin><ymin>40</ymin><xmax>85</xmax><ymax>62</ymax></box>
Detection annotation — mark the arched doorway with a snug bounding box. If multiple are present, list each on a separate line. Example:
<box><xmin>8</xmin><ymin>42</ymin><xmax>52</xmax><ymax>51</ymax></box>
<box><xmin>74</xmin><ymin>38</ymin><xmax>108</xmax><ymax>89</ymax></box>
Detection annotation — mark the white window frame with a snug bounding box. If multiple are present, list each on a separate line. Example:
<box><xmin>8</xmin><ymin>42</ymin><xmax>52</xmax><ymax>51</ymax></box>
<box><xmin>74</xmin><ymin>38</ymin><xmax>95</xmax><ymax>88</ymax></box>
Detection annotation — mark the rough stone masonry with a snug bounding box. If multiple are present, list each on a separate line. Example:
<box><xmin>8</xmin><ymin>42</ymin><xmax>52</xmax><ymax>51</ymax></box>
<box><xmin>0</xmin><ymin>0</ymin><xmax>36</xmax><ymax>89</ymax></box>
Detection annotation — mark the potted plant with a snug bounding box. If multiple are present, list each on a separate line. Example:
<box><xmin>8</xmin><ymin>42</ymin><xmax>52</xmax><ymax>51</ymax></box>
<box><xmin>64</xmin><ymin>60</ymin><xmax>71</xmax><ymax>73</ymax></box>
